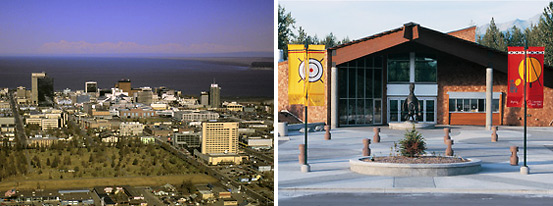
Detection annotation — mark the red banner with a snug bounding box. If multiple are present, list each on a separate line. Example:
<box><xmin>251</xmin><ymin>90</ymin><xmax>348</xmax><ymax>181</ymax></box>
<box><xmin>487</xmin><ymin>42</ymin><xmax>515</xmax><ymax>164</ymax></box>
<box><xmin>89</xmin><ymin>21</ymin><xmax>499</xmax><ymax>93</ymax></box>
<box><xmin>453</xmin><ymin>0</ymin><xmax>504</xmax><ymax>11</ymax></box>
<box><xmin>507</xmin><ymin>47</ymin><xmax>524</xmax><ymax>107</ymax></box>
<box><xmin>526</xmin><ymin>47</ymin><xmax>544</xmax><ymax>108</ymax></box>
<box><xmin>507</xmin><ymin>47</ymin><xmax>544</xmax><ymax>108</ymax></box>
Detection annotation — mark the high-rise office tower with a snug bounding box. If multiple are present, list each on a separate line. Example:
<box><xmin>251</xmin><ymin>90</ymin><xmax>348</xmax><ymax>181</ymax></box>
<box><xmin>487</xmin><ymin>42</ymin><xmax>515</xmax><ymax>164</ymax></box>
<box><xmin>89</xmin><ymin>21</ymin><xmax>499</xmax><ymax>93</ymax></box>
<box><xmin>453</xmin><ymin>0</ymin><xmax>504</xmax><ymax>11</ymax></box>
<box><xmin>209</xmin><ymin>84</ymin><xmax>220</xmax><ymax>108</ymax></box>
<box><xmin>200</xmin><ymin>91</ymin><xmax>209</xmax><ymax>106</ymax></box>
<box><xmin>115</xmin><ymin>79</ymin><xmax>131</xmax><ymax>96</ymax></box>
<box><xmin>31</xmin><ymin>72</ymin><xmax>54</xmax><ymax>106</ymax></box>
<box><xmin>201</xmin><ymin>122</ymin><xmax>238</xmax><ymax>154</ymax></box>
<box><xmin>85</xmin><ymin>81</ymin><xmax>98</xmax><ymax>93</ymax></box>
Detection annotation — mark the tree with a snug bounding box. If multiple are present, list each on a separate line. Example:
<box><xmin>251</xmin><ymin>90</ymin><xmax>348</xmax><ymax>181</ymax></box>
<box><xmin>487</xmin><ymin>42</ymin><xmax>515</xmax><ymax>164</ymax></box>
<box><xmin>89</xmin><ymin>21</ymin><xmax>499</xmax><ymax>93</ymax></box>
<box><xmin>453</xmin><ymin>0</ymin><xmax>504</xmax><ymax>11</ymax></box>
<box><xmin>506</xmin><ymin>25</ymin><xmax>524</xmax><ymax>47</ymax></box>
<box><xmin>539</xmin><ymin>1</ymin><xmax>553</xmax><ymax>66</ymax></box>
<box><xmin>292</xmin><ymin>26</ymin><xmax>308</xmax><ymax>44</ymax></box>
<box><xmin>478</xmin><ymin>17</ymin><xmax>507</xmax><ymax>51</ymax></box>
<box><xmin>399</xmin><ymin>127</ymin><xmax>426</xmax><ymax>157</ymax></box>
<box><xmin>320</xmin><ymin>33</ymin><xmax>338</xmax><ymax>48</ymax></box>
<box><xmin>278</xmin><ymin>4</ymin><xmax>296</xmax><ymax>59</ymax></box>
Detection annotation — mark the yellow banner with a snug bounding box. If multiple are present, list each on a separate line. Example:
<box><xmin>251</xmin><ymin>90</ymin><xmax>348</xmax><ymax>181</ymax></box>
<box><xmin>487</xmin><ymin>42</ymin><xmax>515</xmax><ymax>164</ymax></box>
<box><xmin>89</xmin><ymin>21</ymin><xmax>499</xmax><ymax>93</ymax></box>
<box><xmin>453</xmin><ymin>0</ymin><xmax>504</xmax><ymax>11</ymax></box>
<box><xmin>287</xmin><ymin>44</ymin><xmax>326</xmax><ymax>106</ymax></box>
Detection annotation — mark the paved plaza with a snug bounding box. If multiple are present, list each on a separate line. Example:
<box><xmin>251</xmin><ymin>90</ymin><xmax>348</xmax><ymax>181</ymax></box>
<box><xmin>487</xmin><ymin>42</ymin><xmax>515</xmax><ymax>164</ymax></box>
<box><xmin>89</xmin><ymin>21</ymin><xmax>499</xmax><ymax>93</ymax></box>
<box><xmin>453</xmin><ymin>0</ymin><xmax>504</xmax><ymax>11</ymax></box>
<box><xmin>278</xmin><ymin>125</ymin><xmax>553</xmax><ymax>200</ymax></box>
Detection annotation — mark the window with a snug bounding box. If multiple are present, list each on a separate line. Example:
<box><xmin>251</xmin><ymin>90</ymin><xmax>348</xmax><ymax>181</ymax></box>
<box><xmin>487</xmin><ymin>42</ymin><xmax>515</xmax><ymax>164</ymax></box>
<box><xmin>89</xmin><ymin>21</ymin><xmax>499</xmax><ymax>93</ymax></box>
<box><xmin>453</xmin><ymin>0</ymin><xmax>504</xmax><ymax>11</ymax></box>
<box><xmin>338</xmin><ymin>55</ymin><xmax>383</xmax><ymax>126</ymax></box>
<box><xmin>387</xmin><ymin>54</ymin><xmax>410</xmax><ymax>82</ymax></box>
<box><xmin>449</xmin><ymin>98</ymin><xmax>499</xmax><ymax>113</ymax></box>
<box><xmin>415</xmin><ymin>54</ymin><xmax>437</xmax><ymax>82</ymax></box>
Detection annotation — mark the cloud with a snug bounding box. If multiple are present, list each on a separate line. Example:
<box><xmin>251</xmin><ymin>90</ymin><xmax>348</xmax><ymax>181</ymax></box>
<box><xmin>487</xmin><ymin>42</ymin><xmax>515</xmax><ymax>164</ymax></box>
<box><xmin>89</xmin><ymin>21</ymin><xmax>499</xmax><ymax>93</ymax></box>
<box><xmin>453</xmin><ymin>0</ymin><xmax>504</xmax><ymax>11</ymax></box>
<box><xmin>37</xmin><ymin>40</ymin><xmax>259</xmax><ymax>55</ymax></box>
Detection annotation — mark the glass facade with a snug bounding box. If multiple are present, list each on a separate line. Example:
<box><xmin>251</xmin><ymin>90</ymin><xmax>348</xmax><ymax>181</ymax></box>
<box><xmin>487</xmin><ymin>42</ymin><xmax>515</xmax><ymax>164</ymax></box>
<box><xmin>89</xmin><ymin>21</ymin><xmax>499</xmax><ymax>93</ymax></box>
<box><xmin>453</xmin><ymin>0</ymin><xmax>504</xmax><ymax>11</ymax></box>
<box><xmin>338</xmin><ymin>55</ymin><xmax>383</xmax><ymax>126</ymax></box>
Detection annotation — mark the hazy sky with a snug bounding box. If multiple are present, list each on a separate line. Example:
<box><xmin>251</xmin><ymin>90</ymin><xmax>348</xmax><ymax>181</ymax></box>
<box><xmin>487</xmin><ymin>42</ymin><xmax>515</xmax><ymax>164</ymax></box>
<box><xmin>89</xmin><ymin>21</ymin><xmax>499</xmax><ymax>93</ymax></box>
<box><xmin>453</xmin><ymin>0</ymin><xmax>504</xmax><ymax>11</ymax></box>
<box><xmin>0</xmin><ymin>0</ymin><xmax>273</xmax><ymax>56</ymax></box>
<box><xmin>279</xmin><ymin>1</ymin><xmax>550</xmax><ymax>41</ymax></box>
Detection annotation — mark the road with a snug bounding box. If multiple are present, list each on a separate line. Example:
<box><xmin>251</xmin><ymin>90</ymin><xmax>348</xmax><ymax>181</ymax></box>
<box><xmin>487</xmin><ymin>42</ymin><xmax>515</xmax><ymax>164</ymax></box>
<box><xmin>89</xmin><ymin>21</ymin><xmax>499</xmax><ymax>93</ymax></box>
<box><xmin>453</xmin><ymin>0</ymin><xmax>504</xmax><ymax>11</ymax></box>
<box><xmin>8</xmin><ymin>92</ymin><xmax>27</xmax><ymax>146</ymax></box>
<box><xmin>279</xmin><ymin>193</ymin><xmax>553</xmax><ymax>206</ymax></box>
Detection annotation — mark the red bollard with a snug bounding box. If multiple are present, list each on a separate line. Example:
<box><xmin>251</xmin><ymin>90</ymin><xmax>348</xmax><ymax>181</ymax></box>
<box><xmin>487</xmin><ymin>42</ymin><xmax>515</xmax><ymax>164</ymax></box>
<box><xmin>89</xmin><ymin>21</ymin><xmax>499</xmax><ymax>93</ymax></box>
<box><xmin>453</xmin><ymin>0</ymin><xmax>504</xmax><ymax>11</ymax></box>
<box><xmin>444</xmin><ymin>128</ymin><xmax>451</xmax><ymax>144</ymax></box>
<box><xmin>445</xmin><ymin>139</ymin><xmax>454</xmax><ymax>156</ymax></box>
<box><xmin>363</xmin><ymin>138</ymin><xmax>371</xmax><ymax>156</ymax></box>
<box><xmin>324</xmin><ymin>125</ymin><xmax>331</xmax><ymax>140</ymax></box>
<box><xmin>491</xmin><ymin>126</ymin><xmax>498</xmax><ymax>142</ymax></box>
<box><xmin>510</xmin><ymin>146</ymin><xmax>519</xmax><ymax>166</ymax></box>
<box><xmin>373</xmin><ymin>127</ymin><xmax>380</xmax><ymax>143</ymax></box>
<box><xmin>298</xmin><ymin>144</ymin><xmax>305</xmax><ymax>165</ymax></box>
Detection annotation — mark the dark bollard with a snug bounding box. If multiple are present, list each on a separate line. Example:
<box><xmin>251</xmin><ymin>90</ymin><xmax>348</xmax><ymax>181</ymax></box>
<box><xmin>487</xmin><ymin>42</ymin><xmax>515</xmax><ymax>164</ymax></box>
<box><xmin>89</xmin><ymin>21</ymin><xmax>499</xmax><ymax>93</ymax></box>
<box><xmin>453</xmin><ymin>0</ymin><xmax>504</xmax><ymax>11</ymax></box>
<box><xmin>324</xmin><ymin>125</ymin><xmax>331</xmax><ymax>140</ymax></box>
<box><xmin>444</xmin><ymin>128</ymin><xmax>451</xmax><ymax>144</ymax></box>
<box><xmin>445</xmin><ymin>139</ymin><xmax>454</xmax><ymax>156</ymax></box>
<box><xmin>491</xmin><ymin>126</ymin><xmax>498</xmax><ymax>142</ymax></box>
<box><xmin>373</xmin><ymin>127</ymin><xmax>380</xmax><ymax>143</ymax></box>
<box><xmin>510</xmin><ymin>146</ymin><xmax>519</xmax><ymax>166</ymax></box>
<box><xmin>363</xmin><ymin>138</ymin><xmax>371</xmax><ymax>156</ymax></box>
<box><xmin>298</xmin><ymin>144</ymin><xmax>306</xmax><ymax>165</ymax></box>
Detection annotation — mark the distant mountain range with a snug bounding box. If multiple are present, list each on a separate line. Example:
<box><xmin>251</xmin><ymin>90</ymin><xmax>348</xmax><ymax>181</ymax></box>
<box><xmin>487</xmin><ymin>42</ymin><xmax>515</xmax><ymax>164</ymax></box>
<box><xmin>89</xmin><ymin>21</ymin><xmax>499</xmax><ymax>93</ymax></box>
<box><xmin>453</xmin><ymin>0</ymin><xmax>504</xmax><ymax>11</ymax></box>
<box><xmin>476</xmin><ymin>14</ymin><xmax>542</xmax><ymax>36</ymax></box>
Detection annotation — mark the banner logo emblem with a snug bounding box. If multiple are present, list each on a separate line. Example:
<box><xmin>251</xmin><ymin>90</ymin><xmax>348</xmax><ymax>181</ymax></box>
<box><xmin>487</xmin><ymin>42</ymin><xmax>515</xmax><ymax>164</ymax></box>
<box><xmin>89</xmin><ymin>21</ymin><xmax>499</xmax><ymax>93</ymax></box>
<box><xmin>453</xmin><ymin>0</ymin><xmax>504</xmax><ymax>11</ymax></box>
<box><xmin>299</xmin><ymin>58</ymin><xmax>324</xmax><ymax>82</ymax></box>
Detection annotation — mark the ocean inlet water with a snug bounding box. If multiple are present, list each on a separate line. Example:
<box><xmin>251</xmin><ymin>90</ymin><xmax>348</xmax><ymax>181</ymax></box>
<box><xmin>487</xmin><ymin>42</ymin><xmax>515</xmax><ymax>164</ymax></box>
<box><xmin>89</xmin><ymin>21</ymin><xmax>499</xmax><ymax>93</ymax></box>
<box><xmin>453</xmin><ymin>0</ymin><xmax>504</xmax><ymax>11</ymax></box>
<box><xmin>0</xmin><ymin>56</ymin><xmax>273</xmax><ymax>97</ymax></box>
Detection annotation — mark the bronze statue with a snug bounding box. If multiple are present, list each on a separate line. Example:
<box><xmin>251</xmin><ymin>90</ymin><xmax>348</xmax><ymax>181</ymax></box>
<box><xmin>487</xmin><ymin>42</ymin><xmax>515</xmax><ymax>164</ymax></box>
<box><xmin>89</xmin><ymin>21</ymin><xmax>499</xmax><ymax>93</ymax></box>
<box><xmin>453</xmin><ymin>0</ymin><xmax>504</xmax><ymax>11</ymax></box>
<box><xmin>402</xmin><ymin>83</ymin><xmax>422</xmax><ymax>122</ymax></box>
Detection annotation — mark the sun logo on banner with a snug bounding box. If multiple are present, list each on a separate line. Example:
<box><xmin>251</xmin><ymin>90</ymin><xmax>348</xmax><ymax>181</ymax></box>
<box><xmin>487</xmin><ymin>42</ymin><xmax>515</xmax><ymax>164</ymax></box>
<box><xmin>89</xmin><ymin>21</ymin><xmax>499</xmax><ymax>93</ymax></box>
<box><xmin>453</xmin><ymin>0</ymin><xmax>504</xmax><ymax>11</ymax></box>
<box><xmin>298</xmin><ymin>58</ymin><xmax>324</xmax><ymax>83</ymax></box>
<box><xmin>515</xmin><ymin>57</ymin><xmax>542</xmax><ymax>86</ymax></box>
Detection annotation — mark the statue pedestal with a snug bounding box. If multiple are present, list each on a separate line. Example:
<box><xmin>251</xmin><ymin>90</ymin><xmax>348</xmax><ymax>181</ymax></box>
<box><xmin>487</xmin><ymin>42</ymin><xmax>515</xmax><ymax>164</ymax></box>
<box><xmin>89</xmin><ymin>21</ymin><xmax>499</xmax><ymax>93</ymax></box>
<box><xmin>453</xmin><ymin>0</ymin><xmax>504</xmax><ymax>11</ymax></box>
<box><xmin>388</xmin><ymin>121</ymin><xmax>435</xmax><ymax>130</ymax></box>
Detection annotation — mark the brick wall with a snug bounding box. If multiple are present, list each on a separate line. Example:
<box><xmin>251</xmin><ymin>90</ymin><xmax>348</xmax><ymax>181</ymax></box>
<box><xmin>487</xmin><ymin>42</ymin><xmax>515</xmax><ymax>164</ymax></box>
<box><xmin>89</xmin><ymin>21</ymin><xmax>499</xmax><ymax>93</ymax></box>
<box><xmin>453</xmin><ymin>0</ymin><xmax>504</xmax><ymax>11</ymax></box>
<box><xmin>278</xmin><ymin>61</ymin><xmax>328</xmax><ymax>124</ymax></box>
<box><xmin>438</xmin><ymin>55</ymin><xmax>553</xmax><ymax>126</ymax></box>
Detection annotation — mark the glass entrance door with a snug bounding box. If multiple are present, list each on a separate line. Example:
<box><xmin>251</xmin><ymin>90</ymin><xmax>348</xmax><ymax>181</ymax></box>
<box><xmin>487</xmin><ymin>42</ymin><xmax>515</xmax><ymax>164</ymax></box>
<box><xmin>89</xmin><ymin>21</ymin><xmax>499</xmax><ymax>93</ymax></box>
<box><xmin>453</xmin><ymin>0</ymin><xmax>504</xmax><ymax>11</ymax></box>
<box><xmin>387</xmin><ymin>97</ymin><xmax>436</xmax><ymax>123</ymax></box>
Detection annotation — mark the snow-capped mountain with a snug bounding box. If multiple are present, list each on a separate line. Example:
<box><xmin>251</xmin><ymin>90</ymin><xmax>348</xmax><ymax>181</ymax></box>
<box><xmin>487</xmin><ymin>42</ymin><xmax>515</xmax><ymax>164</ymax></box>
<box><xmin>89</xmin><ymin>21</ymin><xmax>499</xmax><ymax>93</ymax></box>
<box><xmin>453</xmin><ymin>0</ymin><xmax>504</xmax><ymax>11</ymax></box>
<box><xmin>476</xmin><ymin>14</ymin><xmax>542</xmax><ymax>36</ymax></box>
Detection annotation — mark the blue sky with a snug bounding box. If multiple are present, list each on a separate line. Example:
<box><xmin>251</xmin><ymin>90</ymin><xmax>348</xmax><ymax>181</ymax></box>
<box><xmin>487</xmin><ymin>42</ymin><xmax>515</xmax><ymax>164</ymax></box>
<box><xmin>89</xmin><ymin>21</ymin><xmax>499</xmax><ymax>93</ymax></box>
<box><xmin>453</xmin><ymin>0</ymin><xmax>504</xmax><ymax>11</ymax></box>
<box><xmin>0</xmin><ymin>0</ymin><xmax>273</xmax><ymax>56</ymax></box>
<box><xmin>279</xmin><ymin>1</ymin><xmax>550</xmax><ymax>41</ymax></box>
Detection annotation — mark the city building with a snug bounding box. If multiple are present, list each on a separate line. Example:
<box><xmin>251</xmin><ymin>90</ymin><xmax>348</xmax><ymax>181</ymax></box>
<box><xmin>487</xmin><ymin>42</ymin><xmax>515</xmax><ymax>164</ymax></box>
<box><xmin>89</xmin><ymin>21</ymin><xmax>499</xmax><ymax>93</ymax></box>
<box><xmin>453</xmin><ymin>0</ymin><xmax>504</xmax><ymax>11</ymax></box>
<box><xmin>174</xmin><ymin>110</ymin><xmax>219</xmax><ymax>122</ymax></box>
<box><xmin>209</xmin><ymin>84</ymin><xmax>221</xmax><ymax>108</ymax></box>
<box><xmin>173</xmin><ymin>131</ymin><xmax>201</xmax><ymax>148</ymax></box>
<box><xmin>115</xmin><ymin>79</ymin><xmax>132</xmax><ymax>96</ymax></box>
<box><xmin>278</xmin><ymin>23</ymin><xmax>553</xmax><ymax>127</ymax></box>
<box><xmin>31</xmin><ymin>72</ymin><xmax>54</xmax><ymax>106</ymax></box>
<box><xmin>135</xmin><ymin>87</ymin><xmax>153</xmax><ymax>105</ymax></box>
<box><xmin>224</xmin><ymin>102</ymin><xmax>244</xmax><ymax>112</ymax></box>
<box><xmin>119</xmin><ymin>122</ymin><xmax>144</xmax><ymax>136</ymax></box>
<box><xmin>85</xmin><ymin>81</ymin><xmax>98</xmax><ymax>94</ymax></box>
<box><xmin>0</xmin><ymin>116</ymin><xmax>15</xmax><ymax>135</ymax></box>
<box><xmin>200</xmin><ymin>91</ymin><xmax>209</xmax><ymax>106</ymax></box>
<box><xmin>201</xmin><ymin>122</ymin><xmax>238</xmax><ymax>154</ymax></box>
<box><xmin>119</xmin><ymin>108</ymin><xmax>156</xmax><ymax>119</ymax></box>
<box><xmin>246</xmin><ymin>137</ymin><xmax>273</xmax><ymax>149</ymax></box>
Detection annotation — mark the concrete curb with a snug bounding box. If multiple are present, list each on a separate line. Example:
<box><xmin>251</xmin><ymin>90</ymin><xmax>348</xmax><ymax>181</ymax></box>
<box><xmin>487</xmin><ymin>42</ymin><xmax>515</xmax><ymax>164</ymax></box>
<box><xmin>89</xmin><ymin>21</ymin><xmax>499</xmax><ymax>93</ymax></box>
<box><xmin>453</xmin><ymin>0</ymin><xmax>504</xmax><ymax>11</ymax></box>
<box><xmin>279</xmin><ymin>187</ymin><xmax>553</xmax><ymax>196</ymax></box>
<box><xmin>349</xmin><ymin>157</ymin><xmax>482</xmax><ymax>176</ymax></box>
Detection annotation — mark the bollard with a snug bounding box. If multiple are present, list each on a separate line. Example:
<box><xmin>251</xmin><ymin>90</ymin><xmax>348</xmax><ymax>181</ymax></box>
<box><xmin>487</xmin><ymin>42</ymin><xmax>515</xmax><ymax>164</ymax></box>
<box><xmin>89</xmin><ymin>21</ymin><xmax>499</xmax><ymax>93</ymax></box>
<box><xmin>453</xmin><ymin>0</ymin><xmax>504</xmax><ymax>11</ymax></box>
<box><xmin>324</xmin><ymin>125</ymin><xmax>331</xmax><ymax>140</ymax></box>
<box><xmin>443</xmin><ymin>128</ymin><xmax>451</xmax><ymax>144</ymax></box>
<box><xmin>363</xmin><ymin>138</ymin><xmax>371</xmax><ymax>156</ymax></box>
<box><xmin>510</xmin><ymin>146</ymin><xmax>519</xmax><ymax>166</ymax></box>
<box><xmin>491</xmin><ymin>126</ymin><xmax>498</xmax><ymax>142</ymax></box>
<box><xmin>298</xmin><ymin>144</ymin><xmax>305</xmax><ymax>165</ymax></box>
<box><xmin>373</xmin><ymin>127</ymin><xmax>380</xmax><ymax>143</ymax></box>
<box><xmin>445</xmin><ymin>139</ymin><xmax>454</xmax><ymax>156</ymax></box>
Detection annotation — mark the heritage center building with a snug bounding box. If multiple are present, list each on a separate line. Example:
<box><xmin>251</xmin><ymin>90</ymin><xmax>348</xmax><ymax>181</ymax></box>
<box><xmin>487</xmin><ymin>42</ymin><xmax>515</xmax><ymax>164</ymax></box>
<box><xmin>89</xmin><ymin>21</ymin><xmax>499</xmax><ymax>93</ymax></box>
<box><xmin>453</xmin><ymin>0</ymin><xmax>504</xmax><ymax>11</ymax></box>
<box><xmin>278</xmin><ymin>23</ymin><xmax>553</xmax><ymax>128</ymax></box>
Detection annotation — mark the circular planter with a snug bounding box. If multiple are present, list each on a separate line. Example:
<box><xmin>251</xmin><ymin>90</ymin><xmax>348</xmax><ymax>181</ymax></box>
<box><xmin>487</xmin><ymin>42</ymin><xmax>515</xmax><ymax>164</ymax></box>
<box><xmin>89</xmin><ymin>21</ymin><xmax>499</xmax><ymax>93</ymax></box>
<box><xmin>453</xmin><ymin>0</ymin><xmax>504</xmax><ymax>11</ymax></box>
<box><xmin>388</xmin><ymin>122</ymin><xmax>435</xmax><ymax>130</ymax></box>
<box><xmin>350</xmin><ymin>157</ymin><xmax>481</xmax><ymax>176</ymax></box>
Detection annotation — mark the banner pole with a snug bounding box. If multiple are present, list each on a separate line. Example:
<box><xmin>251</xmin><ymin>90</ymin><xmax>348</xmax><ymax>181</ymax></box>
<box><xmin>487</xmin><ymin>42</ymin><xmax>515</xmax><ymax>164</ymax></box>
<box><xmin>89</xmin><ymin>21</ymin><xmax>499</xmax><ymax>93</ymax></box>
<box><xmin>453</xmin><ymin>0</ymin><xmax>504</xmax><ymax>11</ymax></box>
<box><xmin>303</xmin><ymin>42</ymin><xmax>309</xmax><ymax>171</ymax></box>
<box><xmin>523</xmin><ymin>44</ymin><xmax>528</xmax><ymax>168</ymax></box>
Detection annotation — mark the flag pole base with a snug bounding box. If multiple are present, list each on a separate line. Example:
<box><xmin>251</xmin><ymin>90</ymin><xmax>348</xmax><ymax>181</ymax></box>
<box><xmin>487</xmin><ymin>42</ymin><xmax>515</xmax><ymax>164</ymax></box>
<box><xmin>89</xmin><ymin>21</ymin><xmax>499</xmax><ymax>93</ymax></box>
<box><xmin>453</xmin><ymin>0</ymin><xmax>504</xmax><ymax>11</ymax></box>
<box><xmin>520</xmin><ymin>166</ymin><xmax>530</xmax><ymax>175</ymax></box>
<box><xmin>301</xmin><ymin>164</ymin><xmax>311</xmax><ymax>173</ymax></box>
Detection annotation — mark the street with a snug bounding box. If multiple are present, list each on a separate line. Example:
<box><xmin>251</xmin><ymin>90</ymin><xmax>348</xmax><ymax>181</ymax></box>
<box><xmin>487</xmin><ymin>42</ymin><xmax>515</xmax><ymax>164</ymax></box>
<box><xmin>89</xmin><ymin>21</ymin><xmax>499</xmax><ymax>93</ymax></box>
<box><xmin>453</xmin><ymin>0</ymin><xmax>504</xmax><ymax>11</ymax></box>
<box><xmin>279</xmin><ymin>193</ymin><xmax>553</xmax><ymax>206</ymax></box>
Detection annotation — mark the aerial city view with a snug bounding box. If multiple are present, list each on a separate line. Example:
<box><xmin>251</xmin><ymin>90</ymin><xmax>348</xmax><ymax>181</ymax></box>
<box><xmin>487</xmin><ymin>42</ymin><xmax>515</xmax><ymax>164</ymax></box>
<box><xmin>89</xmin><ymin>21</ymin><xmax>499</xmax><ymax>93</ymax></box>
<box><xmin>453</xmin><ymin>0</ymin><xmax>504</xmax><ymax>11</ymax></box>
<box><xmin>0</xmin><ymin>1</ymin><xmax>273</xmax><ymax>206</ymax></box>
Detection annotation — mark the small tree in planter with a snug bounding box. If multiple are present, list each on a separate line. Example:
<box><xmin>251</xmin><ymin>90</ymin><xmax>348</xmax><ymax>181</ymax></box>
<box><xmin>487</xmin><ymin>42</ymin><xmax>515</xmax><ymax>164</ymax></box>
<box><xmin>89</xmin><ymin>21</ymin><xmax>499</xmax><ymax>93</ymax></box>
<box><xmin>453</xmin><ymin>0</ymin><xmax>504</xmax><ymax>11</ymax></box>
<box><xmin>399</xmin><ymin>126</ymin><xmax>426</xmax><ymax>157</ymax></box>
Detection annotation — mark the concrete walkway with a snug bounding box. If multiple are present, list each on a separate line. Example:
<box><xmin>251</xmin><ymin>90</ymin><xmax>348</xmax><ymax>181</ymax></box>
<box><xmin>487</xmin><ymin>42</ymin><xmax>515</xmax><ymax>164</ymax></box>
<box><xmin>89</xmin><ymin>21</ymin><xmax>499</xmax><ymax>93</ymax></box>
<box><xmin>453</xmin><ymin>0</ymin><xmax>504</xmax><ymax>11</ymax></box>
<box><xmin>278</xmin><ymin>125</ymin><xmax>553</xmax><ymax>200</ymax></box>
